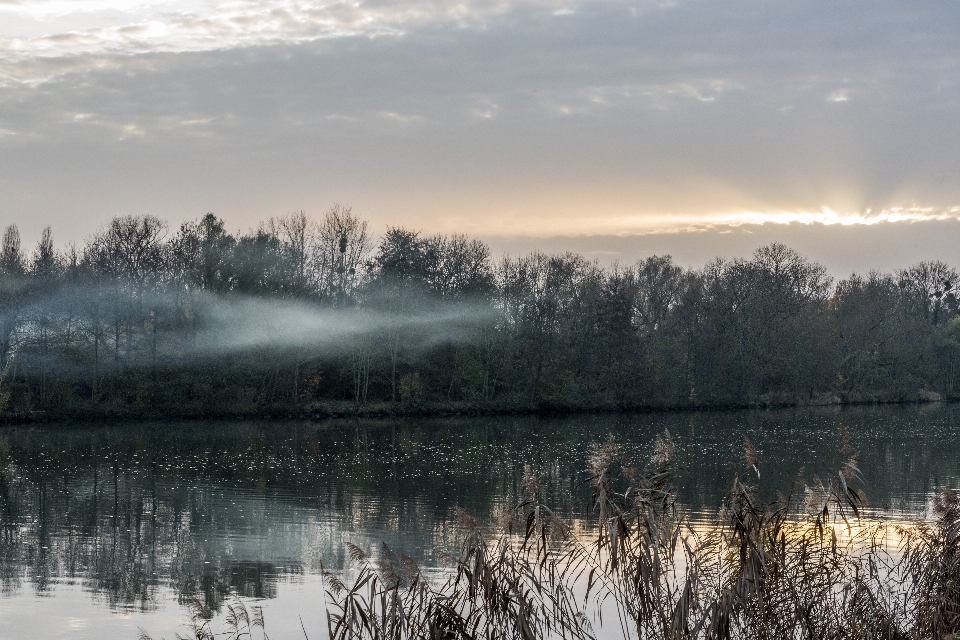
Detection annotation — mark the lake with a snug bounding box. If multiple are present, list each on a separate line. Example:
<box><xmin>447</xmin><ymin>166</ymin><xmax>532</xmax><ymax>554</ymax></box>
<box><xmin>1</xmin><ymin>404</ymin><xmax>958</xmax><ymax>639</ymax></box>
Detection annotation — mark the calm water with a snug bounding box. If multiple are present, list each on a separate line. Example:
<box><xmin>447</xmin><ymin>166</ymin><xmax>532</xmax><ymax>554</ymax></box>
<box><xmin>1</xmin><ymin>405</ymin><xmax>959</xmax><ymax>639</ymax></box>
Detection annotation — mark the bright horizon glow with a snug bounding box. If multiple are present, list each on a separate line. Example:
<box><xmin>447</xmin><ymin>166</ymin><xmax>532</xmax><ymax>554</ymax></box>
<box><xmin>641</xmin><ymin>206</ymin><xmax>960</xmax><ymax>234</ymax></box>
<box><xmin>459</xmin><ymin>207</ymin><xmax>960</xmax><ymax>238</ymax></box>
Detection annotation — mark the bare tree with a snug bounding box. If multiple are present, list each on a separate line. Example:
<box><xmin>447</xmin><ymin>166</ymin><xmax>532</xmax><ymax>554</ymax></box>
<box><xmin>85</xmin><ymin>215</ymin><xmax>168</xmax><ymax>366</ymax></box>
<box><xmin>1</xmin><ymin>224</ymin><xmax>24</xmax><ymax>276</ymax></box>
<box><xmin>315</xmin><ymin>204</ymin><xmax>372</xmax><ymax>303</ymax></box>
<box><xmin>0</xmin><ymin>225</ymin><xmax>26</xmax><ymax>374</ymax></box>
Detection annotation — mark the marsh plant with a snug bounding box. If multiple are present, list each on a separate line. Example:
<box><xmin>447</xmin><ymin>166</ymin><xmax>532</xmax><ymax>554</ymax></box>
<box><xmin>148</xmin><ymin>431</ymin><xmax>960</xmax><ymax>639</ymax></box>
<box><xmin>140</xmin><ymin>597</ymin><xmax>270</xmax><ymax>640</ymax></box>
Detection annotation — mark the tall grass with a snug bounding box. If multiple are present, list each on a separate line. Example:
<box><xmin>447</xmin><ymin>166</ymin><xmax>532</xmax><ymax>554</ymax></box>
<box><xmin>146</xmin><ymin>431</ymin><xmax>960</xmax><ymax>639</ymax></box>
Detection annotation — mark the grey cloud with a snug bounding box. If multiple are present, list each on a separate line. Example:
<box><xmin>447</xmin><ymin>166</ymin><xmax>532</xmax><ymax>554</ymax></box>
<box><xmin>0</xmin><ymin>0</ymin><xmax>957</xmax><ymax>272</ymax></box>
<box><xmin>0</xmin><ymin>0</ymin><xmax>646</xmax><ymax>66</ymax></box>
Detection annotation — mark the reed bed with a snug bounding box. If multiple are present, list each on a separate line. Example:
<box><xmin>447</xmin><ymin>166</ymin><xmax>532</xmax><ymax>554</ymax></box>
<box><xmin>146</xmin><ymin>431</ymin><xmax>960</xmax><ymax>640</ymax></box>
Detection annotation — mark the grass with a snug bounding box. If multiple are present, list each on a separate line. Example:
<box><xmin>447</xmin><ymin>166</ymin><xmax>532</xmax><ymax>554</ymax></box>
<box><xmin>143</xmin><ymin>430</ymin><xmax>960</xmax><ymax>639</ymax></box>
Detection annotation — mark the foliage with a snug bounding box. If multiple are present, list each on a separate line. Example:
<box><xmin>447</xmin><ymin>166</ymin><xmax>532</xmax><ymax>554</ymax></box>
<box><xmin>2</xmin><ymin>210</ymin><xmax>960</xmax><ymax>418</ymax></box>
<box><xmin>143</xmin><ymin>432</ymin><xmax>960</xmax><ymax>639</ymax></box>
<box><xmin>317</xmin><ymin>432</ymin><xmax>960</xmax><ymax>639</ymax></box>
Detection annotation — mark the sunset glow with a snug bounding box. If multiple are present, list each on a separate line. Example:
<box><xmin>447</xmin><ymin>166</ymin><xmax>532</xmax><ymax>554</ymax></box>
<box><xmin>2</xmin><ymin>5</ymin><xmax>960</xmax><ymax>637</ymax></box>
<box><xmin>0</xmin><ymin>0</ymin><xmax>958</xmax><ymax>270</ymax></box>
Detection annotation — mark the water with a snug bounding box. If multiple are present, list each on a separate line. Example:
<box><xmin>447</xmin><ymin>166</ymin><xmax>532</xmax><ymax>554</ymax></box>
<box><xmin>0</xmin><ymin>404</ymin><xmax>958</xmax><ymax>639</ymax></box>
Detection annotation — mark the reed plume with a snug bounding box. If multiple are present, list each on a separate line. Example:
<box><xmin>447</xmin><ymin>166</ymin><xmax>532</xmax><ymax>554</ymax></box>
<box><xmin>142</xmin><ymin>430</ymin><xmax>960</xmax><ymax>640</ymax></box>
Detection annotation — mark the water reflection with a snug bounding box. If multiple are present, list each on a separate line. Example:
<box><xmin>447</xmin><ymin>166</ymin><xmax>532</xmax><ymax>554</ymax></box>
<box><xmin>0</xmin><ymin>405</ymin><xmax>958</xmax><ymax>637</ymax></box>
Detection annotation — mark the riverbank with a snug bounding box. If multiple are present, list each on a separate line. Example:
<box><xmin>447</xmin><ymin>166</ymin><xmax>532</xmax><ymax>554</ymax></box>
<box><xmin>1</xmin><ymin>388</ymin><xmax>954</xmax><ymax>425</ymax></box>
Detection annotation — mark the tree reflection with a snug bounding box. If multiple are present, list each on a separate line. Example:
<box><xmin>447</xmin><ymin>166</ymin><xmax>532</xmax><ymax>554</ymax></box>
<box><xmin>0</xmin><ymin>408</ymin><xmax>958</xmax><ymax>614</ymax></box>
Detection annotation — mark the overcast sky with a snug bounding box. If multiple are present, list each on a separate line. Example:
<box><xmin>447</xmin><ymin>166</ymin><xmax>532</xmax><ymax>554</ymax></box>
<box><xmin>1</xmin><ymin>0</ymin><xmax>958</xmax><ymax>274</ymax></box>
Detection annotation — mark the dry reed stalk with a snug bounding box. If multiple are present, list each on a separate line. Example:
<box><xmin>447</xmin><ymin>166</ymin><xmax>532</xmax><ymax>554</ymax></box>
<box><xmin>143</xmin><ymin>430</ymin><xmax>960</xmax><ymax>640</ymax></box>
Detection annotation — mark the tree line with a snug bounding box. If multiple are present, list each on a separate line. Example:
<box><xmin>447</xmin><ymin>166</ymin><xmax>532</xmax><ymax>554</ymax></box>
<box><xmin>1</xmin><ymin>206</ymin><xmax>959</xmax><ymax>418</ymax></box>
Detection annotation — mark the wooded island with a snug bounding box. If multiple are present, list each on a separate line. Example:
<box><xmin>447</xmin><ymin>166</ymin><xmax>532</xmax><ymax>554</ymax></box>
<box><xmin>1</xmin><ymin>207</ymin><xmax>958</xmax><ymax>420</ymax></box>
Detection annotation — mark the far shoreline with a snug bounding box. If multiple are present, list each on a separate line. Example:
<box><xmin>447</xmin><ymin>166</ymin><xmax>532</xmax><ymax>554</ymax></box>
<box><xmin>2</xmin><ymin>393</ymin><xmax>954</xmax><ymax>426</ymax></box>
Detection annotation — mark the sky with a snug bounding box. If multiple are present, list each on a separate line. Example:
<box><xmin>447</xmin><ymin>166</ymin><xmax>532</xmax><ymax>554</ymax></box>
<box><xmin>0</xmin><ymin>0</ymin><xmax>958</xmax><ymax>274</ymax></box>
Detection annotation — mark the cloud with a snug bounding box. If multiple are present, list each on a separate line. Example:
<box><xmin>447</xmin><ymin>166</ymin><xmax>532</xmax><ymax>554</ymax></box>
<box><xmin>0</xmin><ymin>0</ymin><xmax>648</xmax><ymax>74</ymax></box>
<box><xmin>709</xmin><ymin>207</ymin><xmax>960</xmax><ymax>228</ymax></box>
<box><xmin>439</xmin><ymin>206</ymin><xmax>960</xmax><ymax>238</ymax></box>
<box><xmin>0</xmin><ymin>0</ymin><xmax>958</xmax><ymax>274</ymax></box>
<box><xmin>378</xmin><ymin>111</ymin><xmax>425</xmax><ymax>124</ymax></box>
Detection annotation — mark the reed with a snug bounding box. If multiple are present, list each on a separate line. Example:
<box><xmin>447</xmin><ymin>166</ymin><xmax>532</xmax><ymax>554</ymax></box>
<box><xmin>139</xmin><ymin>597</ymin><xmax>268</xmax><ymax>640</ymax></box>
<box><xmin>144</xmin><ymin>431</ymin><xmax>960</xmax><ymax>639</ymax></box>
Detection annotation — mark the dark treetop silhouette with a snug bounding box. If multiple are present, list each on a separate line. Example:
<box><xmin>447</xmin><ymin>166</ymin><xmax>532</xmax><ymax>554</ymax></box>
<box><xmin>1</xmin><ymin>208</ymin><xmax>959</xmax><ymax>420</ymax></box>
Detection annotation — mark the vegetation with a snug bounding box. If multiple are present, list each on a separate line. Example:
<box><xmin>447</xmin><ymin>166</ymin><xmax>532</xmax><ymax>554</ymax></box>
<box><xmin>2</xmin><ymin>208</ymin><xmax>960</xmax><ymax>419</ymax></box>
<box><xmin>146</xmin><ymin>431</ymin><xmax>960</xmax><ymax>639</ymax></box>
<box><xmin>6</xmin><ymin>409</ymin><xmax>954</xmax><ymax>620</ymax></box>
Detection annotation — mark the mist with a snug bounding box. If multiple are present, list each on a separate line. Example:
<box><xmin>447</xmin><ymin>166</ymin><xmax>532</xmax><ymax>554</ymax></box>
<box><xmin>2</xmin><ymin>282</ymin><xmax>494</xmax><ymax>375</ymax></box>
<box><xmin>197</xmin><ymin>294</ymin><xmax>492</xmax><ymax>355</ymax></box>
<box><xmin>3</xmin><ymin>210</ymin><xmax>960</xmax><ymax>418</ymax></box>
